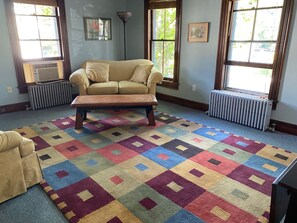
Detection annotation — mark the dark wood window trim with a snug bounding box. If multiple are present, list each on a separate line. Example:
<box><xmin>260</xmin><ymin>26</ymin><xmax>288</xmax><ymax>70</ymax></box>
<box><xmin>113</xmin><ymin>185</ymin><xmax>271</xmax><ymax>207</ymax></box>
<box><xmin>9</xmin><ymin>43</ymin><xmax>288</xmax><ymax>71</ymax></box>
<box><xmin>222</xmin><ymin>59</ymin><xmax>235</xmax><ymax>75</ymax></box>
<box><xmin>4</xmin><ymin>0</ymin><xmax>71</xmax><ymax>94</ymax></box>
<box><xmin>144</xmin><ymin>0</ymin><xmax>182</xmax><ymax>90</ymax></box>
<box><xmin>214</xmin><ymin>0</ymin><xmax>294</xmax><ymax>108</ymax></box>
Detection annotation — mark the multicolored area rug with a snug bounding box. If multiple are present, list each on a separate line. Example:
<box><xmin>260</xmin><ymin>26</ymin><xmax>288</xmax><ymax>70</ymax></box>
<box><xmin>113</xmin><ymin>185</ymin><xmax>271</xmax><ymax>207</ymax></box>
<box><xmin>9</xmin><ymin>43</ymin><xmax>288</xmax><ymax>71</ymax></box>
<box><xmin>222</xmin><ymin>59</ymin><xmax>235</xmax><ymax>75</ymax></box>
<box><xmin>14</xmin><ymin>110</ymin><xmax>296</xmax><ymax>223</ymax></box>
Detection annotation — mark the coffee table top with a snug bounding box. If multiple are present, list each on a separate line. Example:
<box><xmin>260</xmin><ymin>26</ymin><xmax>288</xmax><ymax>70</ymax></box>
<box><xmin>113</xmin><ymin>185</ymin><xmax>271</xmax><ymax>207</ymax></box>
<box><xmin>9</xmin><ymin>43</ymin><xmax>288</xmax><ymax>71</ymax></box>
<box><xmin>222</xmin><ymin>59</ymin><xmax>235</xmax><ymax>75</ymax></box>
<box><xmin>71</xmin><ymin>94</ymin><xmax>158</xmax><ymax>108</ymax></box>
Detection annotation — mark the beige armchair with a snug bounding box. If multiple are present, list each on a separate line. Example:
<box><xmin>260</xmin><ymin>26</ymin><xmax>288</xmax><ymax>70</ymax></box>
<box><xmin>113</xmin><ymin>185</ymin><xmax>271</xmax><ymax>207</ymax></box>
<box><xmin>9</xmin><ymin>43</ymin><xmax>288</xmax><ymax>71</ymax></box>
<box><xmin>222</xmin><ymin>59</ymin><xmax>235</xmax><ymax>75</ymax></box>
<box><xmin>0</xmin><ymin>130</ymin><xmax>43</xmax><ymax>203</ymax></box>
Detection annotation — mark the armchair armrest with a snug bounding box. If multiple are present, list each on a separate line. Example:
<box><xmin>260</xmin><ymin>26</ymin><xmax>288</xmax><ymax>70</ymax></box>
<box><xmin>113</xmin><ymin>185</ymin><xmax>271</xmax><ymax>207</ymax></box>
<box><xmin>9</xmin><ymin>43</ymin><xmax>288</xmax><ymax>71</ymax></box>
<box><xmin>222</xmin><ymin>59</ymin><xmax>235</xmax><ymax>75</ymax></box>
<box><xmin>69</xmin><ymin>68</ymin><xmax>90</xmax><ymax>95</ymax></box>
<box><xmin>147</xmin><ymin>68</ymin><xmax>163</xmax><ymax>88</ymax></box>
<box><xmin>0</xmin><ymin>131</ymin><xmax>22</xmax><ymax>152</ymax></box>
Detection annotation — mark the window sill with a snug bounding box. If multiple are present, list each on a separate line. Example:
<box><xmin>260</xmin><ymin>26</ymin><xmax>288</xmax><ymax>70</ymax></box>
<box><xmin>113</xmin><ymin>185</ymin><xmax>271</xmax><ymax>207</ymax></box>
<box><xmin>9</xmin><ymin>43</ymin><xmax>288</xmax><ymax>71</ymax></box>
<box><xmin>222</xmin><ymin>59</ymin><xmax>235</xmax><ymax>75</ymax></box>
<box><xmin>159</xmin><ymin>80</ymin><xmax>179</xmax><ymax>89</ymax></box>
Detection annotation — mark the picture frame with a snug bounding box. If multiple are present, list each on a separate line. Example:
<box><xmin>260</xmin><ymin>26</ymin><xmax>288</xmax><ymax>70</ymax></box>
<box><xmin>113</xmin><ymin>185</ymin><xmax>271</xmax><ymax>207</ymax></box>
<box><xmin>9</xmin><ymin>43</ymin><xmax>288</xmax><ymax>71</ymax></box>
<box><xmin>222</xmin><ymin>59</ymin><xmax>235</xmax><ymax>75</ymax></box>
<box><xmin>188</xmin><ymin>22</ymin><xmax>209</xmax><ymax>43</ymax></box>
<box><xmin>83</xmin><ymin>17</ymin><xmax>112</xmax><ymax>40</ymax></box>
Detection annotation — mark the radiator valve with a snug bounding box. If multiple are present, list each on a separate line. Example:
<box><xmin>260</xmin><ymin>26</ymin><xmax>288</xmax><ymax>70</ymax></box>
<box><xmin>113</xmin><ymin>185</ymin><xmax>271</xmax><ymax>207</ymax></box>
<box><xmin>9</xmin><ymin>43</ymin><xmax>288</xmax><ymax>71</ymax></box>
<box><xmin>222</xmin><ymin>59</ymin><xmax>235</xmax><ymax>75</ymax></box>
<box><xmin>268</xmin><ymin>123</ymin><xmax>276</xmax><ymax>132</ymax></box>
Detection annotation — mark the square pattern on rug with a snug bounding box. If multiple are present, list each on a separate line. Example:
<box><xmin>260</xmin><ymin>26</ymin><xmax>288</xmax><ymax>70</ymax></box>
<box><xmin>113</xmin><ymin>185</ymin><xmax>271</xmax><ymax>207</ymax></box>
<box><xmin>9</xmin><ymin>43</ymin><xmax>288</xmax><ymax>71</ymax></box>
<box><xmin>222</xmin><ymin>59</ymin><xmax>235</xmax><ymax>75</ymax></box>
<box><xmin>19</xmin><ymin>110</ymin><xmax>297</xmax><ymax>223</ymax></box>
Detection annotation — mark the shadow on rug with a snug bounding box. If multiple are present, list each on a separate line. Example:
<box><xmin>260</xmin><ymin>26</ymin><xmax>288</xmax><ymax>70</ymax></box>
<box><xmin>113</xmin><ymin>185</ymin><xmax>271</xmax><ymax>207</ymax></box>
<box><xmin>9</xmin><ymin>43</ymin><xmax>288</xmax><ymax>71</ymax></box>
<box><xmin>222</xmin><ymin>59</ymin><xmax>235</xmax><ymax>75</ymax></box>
<box><xmin>14</xmin><ymin>110</ymin><xmax>297</xmax><ymax>223</ymax></box>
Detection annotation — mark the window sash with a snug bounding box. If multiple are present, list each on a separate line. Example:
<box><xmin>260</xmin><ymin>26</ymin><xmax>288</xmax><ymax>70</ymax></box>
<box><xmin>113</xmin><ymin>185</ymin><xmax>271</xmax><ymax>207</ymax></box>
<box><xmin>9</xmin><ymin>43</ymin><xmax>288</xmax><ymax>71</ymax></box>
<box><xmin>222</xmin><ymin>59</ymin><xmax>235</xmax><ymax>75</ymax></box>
<box><xmin>226</xmin><ymin>2</ymin><xmax>283</xmax><ymax>68</ymax></box>
<box><xmin>13</xmin><ymin>0</ymin><xmax>57</xmax><ymax>7</ymax></box>
<box><xmin>151</xmin><ymin>39</ymin><xmax>175</xmax><ymax>79</ymax></box>
<box><xmin>14</xmin><ymin>5</ymin><xmax>62</xmax><ymax>60</ymax></box>
<box><xmin>148</xmin><ymin>0</ymin><xmax>176</xmax><ymax>9</ymax></box>
<box><xmin>151</xmin><ymin>8</ymin><xmax>176</xmax><ymax>80</ymax></box>
<box><xmin>214</xmin><ymin>0</ymin><xmax>293</xmax><ymax>108</ymax></box>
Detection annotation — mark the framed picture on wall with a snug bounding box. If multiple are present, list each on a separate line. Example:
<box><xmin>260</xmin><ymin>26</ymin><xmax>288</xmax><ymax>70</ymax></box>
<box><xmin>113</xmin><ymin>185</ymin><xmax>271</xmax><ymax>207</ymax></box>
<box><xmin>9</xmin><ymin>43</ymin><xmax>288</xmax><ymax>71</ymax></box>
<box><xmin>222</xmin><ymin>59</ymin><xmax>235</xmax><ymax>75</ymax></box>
<box><xmin>188</xmin><ymin>22</ymin><xmax>209</xmax><ymax>43</ymax></box>
<box><xmin>83</xmin><ymin>17</ymin><xmax>112</xmax><ymax>40</ymax></box>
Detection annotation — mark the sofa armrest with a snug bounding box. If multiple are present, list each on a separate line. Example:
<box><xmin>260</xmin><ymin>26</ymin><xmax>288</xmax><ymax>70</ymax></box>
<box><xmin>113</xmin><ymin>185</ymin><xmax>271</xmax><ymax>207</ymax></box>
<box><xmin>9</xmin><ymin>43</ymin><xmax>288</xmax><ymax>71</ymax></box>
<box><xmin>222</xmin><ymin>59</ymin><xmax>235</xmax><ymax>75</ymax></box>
<box><xmin>147</xmin><ymin>68</ymin><xmax>163</xmax><ymax>88</ymax></box>
<box><xmin>0</xmin><ymin>131</ymin><xmax>22</xmax><ymax>152</ymax></box>
<box><xmin>69</xmin><ymin>68</ymin><xmax>90</xmax><ymax>95</ymax></box>
<box><xmin>19</xmin><ymin>138</ymin><xmax>35</xmax><ymax>157</ymax></box>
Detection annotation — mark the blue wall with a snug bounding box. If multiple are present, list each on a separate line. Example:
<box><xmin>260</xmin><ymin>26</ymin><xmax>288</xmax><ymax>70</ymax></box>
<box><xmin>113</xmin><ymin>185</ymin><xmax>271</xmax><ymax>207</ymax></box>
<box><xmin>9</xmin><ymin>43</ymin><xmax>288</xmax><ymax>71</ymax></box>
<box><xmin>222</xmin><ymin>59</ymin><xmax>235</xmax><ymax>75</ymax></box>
<box><xmin>0</xmin><ymin>0</ymin><xmax>28</xmax><ymax>105</ymax></box>
<box><xmin>66</xmin><ymin>0</ymin><xmax>127</xmax><ymax>70</ymax></box>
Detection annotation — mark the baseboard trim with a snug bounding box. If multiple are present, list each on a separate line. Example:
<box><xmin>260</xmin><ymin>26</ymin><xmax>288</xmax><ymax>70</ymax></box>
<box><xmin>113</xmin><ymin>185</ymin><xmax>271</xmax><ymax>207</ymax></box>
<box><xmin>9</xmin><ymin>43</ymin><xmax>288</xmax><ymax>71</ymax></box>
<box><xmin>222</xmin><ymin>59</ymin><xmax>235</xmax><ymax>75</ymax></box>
<box><xmin>0</xmin><ymin>101</ymin><xmax>30</xmax><ymax>114</ymax></box>
<box><xmin>157</xmin><ymin>92</ymin><xmax>297</xmax><ymax>136</ymax></box>
<box><xmin>270</xmin><ymin>119</ymin><xmax>297</xmax><ymax>136</ymax></box>
<box><xmin>1</xmin><ymin>95</ymin><xmax>297</xmax><ymax>136</ymax></box>
<box><xmin>156</xmin><ymin>93</ymin><xmax>209</xmax><ymax>112</ymax></box>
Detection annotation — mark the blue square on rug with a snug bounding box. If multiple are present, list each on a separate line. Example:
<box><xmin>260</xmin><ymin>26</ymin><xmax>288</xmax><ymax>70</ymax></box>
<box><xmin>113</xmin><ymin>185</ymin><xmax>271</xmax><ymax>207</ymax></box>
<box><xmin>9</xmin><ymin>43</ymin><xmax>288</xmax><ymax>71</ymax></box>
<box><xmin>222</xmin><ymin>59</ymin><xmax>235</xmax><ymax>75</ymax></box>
<box><xmin>165</xmin><ymin>209</ymin><xmax>204</xmax><ymax>223</ymax></box>
<box><xmin>193</xmin><ymin>127</ymin><xmax>230</xmax><ymax>141</ymax></box>
<box><xmin>142</xmin><ymin>146</ymin><xmax>186</xmax><ymax>169</ymax></box>
<box><xmin>43</xmin><ymin>160</ymin><xmax>88</xmax><ymax>190</ymax></box>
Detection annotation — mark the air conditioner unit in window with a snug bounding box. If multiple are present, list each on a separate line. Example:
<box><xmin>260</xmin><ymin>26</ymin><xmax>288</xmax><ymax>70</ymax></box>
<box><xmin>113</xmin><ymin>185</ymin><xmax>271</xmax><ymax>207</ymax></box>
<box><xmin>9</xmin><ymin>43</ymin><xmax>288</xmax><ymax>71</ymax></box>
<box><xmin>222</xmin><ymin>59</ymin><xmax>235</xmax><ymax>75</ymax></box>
<box><xmin>33</xmin><ymin>62</ymin><xmax>59</xmax><ymax>82</ymax></box>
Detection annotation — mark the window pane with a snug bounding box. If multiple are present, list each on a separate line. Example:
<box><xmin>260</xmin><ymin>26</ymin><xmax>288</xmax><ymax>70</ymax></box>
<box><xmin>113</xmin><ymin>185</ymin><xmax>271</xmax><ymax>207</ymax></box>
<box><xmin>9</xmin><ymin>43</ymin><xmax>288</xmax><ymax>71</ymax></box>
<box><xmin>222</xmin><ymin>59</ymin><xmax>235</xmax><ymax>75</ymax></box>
<box><xmin>164</xmin><ymin>9</ymin><xmax>176</xmax><ymax>39</ymax></box>
<box><xmin>231</xmin><ymin>11</ymin><xmax>255</xmax><ymax>41</ymax></box>
<box><xmin>250</xmin><ymin>42</ymin><xmax>276</xmax><ymax>63</ymax></box>
<box><xmin>152</xmin><ymin>41</ymin><xmax>163</xmax><ymax>72</ymax></box>
<box><xmin>36</xmin><ymin>5</ymin><xmax>56</xmax><ymax>16</ymax></box>
<box><xmin>228</xmin><ymin>42</ymin><xmax>251</xmax><ymax>62</ymax></box>
<box><xmin>41</xmin><ymin>41</ymin><xmax>61</xmax><ymax>58</ymax></box>
<box><xmin>14</xmin><ymin>3</ymin><xmax>35</xmax><ymax>15</ymax></box>
<box><xmin>153</xmin><ymin>8</ymin><xmax>176</xmax><ymax>40</ymax></box>
<box><xmin>234</xmin><ymin>0</ymin><xmax>257</xmax><ymax>10</ymax></box>
<box><xmin>163</xmin><ymin>41</ymin><xmax>175</xmax><ymax>78</ymax></box>
<box><xmin>20</xmin><ymin>41</ymin><xmax>42</xmax><ymax>59</ymax></box>
<box><xmin>16</xmin><ymin>16</ymin><xmax>39</xmax><ymax>39</ymax></box>
<box><xmin>152</xmin><ymin>41</ymin><xmax>175</xmax><ymax>79</ymax></box>
<box><xmin>38</xmin><ymin>17</ymin><xmax>59</xmax><ymax>39</ymax></box>
<box><xmin>226</xmin><ymin>66</ymin><xmax>272</xmax><ymax>93</ymax></box>
<box><xmin>258</xmin><ymin>0</ymin><xmax>284</xmax><ymax>8</ymax></box>
<box><xmin>254</xmin><ymin>9</ymin><xmax>282</xmax><ymax>41</ymax></box>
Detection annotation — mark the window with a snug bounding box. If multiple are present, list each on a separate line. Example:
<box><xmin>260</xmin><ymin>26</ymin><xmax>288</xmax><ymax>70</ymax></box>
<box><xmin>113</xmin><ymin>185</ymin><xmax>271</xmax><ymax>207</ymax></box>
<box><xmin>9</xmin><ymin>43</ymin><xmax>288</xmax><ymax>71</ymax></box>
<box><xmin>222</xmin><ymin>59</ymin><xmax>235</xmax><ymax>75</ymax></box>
<box><xmin>215</xmin><ymin>0</ymin><xmax>293</xmax><ymax>106</ymax></box>
<box><xmin>145</xmin><ymin>0</ymin><xmax>182</xmax><ymax>89</ymax></box>
<box><xmin>14</xmin><ymin>3</ymin><xmax>61</xmax><ymax>59</ymax></box>
<box><xmin>4</xmin><ymin>0</ymin><xmax>70</xmax><ymax>93</ymax></box>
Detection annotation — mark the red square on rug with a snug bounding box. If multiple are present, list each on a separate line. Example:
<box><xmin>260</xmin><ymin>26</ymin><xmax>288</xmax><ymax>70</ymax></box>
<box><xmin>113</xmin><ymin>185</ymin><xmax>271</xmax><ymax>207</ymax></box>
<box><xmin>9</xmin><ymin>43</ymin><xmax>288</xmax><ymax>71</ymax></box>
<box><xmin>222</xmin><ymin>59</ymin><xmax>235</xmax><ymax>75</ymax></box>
<box><xmin>190</xmin><ymin>150</ymin><xmax>240</xmax><ymax>175</ymax></box>
<box><xmin>97</xmin><ymin>143</ymin><xmax>138</xmax><ymax>164</ymax></box>
<box><xmin>186</xmin><ymin>191</ymin><xmax>257</xmax><ymax>223</ymax></box>
<box><xmin>110</xmin><ymin>175</ymin><xmax>124</xmax><ymax>185</ymax></box>
<box><xmin>54</xmin><ymin>140</ymin><xmax>92</xmax><ymax>159</ymax></box>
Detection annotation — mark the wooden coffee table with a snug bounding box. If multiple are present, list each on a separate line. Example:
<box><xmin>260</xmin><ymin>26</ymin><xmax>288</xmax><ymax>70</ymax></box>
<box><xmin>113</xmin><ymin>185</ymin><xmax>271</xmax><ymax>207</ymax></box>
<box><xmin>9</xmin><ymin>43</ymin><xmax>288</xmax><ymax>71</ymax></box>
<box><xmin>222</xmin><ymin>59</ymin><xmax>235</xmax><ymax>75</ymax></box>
<box><xmin>70</xmin><ymin>94</ymin><xmax>158</xmax><ymax>129</ymax></box>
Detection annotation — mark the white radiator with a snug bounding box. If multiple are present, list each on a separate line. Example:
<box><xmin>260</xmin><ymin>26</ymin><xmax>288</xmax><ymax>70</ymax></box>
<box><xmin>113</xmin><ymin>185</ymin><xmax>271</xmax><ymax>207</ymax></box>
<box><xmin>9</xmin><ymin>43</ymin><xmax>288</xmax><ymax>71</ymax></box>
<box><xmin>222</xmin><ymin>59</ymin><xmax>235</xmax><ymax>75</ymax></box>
<box><xmin>28</xmin><ymin>81</ymin><xmax>72</xmax><ymax>110</ymax></box>
<box><xmin>208</xmin><ymin>90</ymin><xmax>272</xmax><ymax>131</ymax></box>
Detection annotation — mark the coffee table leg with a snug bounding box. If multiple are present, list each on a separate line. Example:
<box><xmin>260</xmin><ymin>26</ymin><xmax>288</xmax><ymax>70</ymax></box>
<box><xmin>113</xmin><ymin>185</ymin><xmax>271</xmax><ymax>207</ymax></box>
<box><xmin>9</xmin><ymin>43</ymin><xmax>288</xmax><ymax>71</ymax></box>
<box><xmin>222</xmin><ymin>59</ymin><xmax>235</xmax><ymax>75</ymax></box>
<box><xmin>146</xmin><ymin>106</ymin><xmax>156</xmax><ymax>126</ymax></box>
<box><xmin>83</xmin><ymin>110</ymin><xmax>87</xmax><ymax>120</ymax></box>
<box><xmin>75</xmin><ymin>108</ymin><xmax>84</xmax><ymax>129</ymax></box>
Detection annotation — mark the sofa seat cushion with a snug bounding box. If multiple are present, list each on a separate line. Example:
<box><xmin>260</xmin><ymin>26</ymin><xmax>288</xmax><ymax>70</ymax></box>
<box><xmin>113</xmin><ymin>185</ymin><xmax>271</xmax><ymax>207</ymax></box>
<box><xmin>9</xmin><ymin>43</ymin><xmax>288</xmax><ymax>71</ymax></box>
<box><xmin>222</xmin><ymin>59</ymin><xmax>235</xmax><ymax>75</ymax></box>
<box><xmin>118</xmin><ymin>81</ymin><xmax>149</xmax><ymax>94</ymax></box>
<box><xmin>87</xmin><ymin>81</ymin><xmax>118</xmax><ymax>95</ymax></box>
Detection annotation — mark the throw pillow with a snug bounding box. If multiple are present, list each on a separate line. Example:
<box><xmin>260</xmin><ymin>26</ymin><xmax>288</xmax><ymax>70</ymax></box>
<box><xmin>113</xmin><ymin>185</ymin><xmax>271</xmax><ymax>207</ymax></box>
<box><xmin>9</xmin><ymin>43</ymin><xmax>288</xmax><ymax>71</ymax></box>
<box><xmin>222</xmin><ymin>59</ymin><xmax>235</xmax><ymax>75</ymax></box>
<box><xmin>130</xmin><ymin>64</ymin><xmax>154</xmax><ymax>84</ymax></box>
<box><xmin>86</xmin><ymin>62</ymin><xmax>110</xmax><ymax>82</ymax></box>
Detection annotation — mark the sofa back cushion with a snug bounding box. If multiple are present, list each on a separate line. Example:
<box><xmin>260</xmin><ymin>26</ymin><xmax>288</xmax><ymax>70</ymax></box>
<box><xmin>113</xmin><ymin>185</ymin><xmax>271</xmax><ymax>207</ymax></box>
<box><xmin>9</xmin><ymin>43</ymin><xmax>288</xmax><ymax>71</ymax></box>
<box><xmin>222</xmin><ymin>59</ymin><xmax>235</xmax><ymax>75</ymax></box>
<box><xmin>82</xmin><ymin>59</ymin><xmax>153</xmax><ymax>81</ymax></box>
<box><xmin>86</xmin><ymin>62</ymin><xmax>110</xmax><ymax>82</ymax></box>
<box><xmin>130</xmin><ymin>64</ymin><xmax>154</xmax><ymax>84</ymax></box>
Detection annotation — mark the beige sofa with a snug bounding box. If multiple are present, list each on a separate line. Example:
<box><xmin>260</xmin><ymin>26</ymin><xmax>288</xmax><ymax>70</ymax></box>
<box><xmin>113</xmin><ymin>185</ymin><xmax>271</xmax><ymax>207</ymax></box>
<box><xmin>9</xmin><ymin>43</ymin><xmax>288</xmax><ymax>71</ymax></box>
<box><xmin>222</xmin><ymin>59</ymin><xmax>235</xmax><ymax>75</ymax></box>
<box><xmin>69</xmin><ymin>59</ymin><xmax>163</xmax><ymax>96</ymax></box>
<box><xmin>0</xmin><ymin>131</ymin><xmax>43</xmax><ymax>203</ymax></box>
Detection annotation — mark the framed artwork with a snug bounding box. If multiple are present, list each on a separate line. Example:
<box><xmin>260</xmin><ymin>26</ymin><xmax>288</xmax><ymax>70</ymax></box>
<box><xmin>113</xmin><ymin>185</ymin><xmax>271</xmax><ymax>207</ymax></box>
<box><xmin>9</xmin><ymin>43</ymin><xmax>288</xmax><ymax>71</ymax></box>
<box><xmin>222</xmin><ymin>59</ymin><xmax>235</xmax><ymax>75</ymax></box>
<box><xmin>83</xmin><ymin>17</ymin><xmax>112</xmax><ymax>40</ymax></box>
<box><xmin>188</xmin><ymin>22</ymin><xmax>209</xmax><ymax>43</ymax></box>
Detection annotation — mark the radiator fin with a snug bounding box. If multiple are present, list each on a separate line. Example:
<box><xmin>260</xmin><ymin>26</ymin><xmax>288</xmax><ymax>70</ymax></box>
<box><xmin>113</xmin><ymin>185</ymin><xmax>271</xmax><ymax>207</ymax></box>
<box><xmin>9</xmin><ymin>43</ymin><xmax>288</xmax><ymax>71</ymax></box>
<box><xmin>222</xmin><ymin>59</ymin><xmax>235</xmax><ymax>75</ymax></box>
<box><xmin>28</xmin><ymin>81</ymin><xmax>72</xmax><ymax>110</ymax></box>
<box><xmin>209</xmin><ymin>90</ymin><xmax>272</xmax><ymax>131</ymax></box>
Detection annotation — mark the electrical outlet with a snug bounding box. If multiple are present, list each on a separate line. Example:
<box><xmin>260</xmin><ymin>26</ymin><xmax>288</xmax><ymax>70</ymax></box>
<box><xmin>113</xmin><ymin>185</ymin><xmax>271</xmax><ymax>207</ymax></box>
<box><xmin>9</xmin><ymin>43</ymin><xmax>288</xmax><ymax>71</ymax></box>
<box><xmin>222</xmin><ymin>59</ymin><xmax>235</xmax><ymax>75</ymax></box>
<box><xmin>7</xmin><ymin>86</ymin><xmax>13</xmax><ymax>93</ymax></box>
<box><xmin>192</xmin><ymin>84</ymin><xmax>197</xmax><ymax>91</ymax></box>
